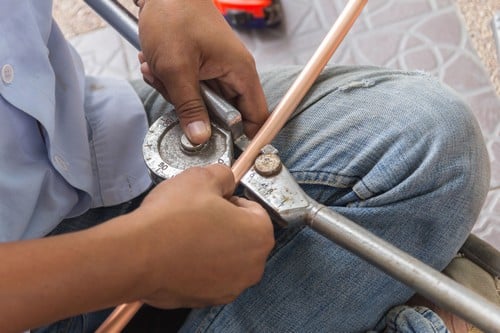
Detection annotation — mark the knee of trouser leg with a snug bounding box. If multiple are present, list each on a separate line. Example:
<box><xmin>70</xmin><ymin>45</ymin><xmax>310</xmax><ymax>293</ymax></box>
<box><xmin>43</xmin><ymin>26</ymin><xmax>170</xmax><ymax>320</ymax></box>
<box><xmin>394</xmin><ymin>73</ymin><xmax>490</xmax><ymax>225</ymax></box>
<box><xmin>340</xmin><ymin>71</ymin><xmax>491</xmax><ymax>241</ymax></box>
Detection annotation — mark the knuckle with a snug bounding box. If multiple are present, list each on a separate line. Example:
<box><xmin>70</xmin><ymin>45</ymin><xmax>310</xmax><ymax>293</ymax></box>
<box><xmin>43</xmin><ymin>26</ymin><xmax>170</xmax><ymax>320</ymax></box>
<box><xmin>149</xmin><ymin>55</ymin><xmax>187</xmax><ymax>77</ymax></box>
<box><xmin>240</xmin><ymin>54</ymin><xmax>257</xmax><ymax>75</ymax></box>
<box><xmin>243</xmin><ymin>53</ymin><xmax>257</xmax><ymax>68</ymax></box>
<box><xmin>175</xmin><ymin>98</ymin><xmax>206</xmax><ymax>121</ymax></box>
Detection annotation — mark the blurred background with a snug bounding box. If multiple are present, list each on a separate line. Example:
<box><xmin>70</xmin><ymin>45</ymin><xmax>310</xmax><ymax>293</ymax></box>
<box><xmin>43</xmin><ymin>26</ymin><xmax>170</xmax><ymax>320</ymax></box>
<box><xmin>53</xmin><ymin>0</ymin><xmax>500</xmax><ymax>250</ymax></box>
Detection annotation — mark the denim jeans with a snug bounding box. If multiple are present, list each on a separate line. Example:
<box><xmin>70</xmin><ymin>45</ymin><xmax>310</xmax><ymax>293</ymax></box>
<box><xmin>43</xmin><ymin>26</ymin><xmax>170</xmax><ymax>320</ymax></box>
<box><xmin>174</xmin><ymin>66</ymin><xmax>488</xmax><ymax>332</ymax></box>
<box><xmin>41</xmin><ymin>65</ymin><xmax>489</xmax><ymax>332</ymax></box>
<box><xmin>383</xmin><ymin>306</ymin><xmax>451</xmax><ymax>333</ymax></box>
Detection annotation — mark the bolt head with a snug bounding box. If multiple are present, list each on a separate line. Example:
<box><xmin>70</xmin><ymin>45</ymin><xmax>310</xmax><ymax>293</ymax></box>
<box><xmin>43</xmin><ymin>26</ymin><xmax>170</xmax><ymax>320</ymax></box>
<box><xmin>254</xmin><ymin>153</ymin><xmax>282</xmax><ymax>177</ymax></box>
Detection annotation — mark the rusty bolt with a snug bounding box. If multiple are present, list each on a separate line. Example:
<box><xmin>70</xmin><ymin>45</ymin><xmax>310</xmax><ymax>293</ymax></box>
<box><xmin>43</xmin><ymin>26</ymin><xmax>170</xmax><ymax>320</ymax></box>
<box><xmin>254</xmin><ymin>153</ymin><xmax>282</xmax><ymax>177</ymax></box>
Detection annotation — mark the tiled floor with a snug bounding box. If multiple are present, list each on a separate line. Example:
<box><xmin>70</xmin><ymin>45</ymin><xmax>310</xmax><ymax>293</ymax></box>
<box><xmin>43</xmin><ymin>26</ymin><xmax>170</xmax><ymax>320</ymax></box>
<box><xmin>69</xmin><ymin>0</ymin><xmax>500</xmax><ymax>250</ymax></box>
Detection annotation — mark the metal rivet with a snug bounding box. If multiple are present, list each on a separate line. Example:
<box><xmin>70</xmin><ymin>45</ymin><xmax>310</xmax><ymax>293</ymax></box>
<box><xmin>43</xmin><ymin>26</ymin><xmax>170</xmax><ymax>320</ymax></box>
<box><xmin>254</xmin><ymin>153</ymin><xmax>282</xmax><ymax>177</ymax></box>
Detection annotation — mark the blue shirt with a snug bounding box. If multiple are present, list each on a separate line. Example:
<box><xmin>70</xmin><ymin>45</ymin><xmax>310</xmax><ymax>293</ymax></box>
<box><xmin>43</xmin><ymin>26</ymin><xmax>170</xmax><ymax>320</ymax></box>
<box><xmin>0</xmin><ymin>0</ymin><xmax>152</xmax><ymax>241</ymax></box>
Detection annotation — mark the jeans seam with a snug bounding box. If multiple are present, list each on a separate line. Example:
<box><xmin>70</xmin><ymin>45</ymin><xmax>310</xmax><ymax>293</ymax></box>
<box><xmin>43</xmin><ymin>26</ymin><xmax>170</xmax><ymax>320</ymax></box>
<box><xmin>291</xmin><ymin>170</ymin><xmax>360</xmax><ymax>188</ymax></box>
<box><xmin>290</xmin><ymin>170</ymin><xmax>374</xmax><ymax>204</ymax></box>
<box><xmin>414</xmin><ymin>306</ymin><xmax>443</xmax><ymax>333</ymax></box>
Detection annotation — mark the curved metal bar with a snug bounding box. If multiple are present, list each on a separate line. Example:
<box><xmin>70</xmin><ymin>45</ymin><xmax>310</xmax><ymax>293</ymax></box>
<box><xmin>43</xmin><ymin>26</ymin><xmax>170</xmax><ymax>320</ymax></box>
<box><xmin>309</xmin><ymin>206</ymin><xmax>500</xmax><ymax>333</ymax></box>
<box><xmin>241</xmin><ymin>159</ymin><xmax>500</xmax><ymax>333</ymax></box>
<box><xmin>84</xmin><ymin>0</ymin><xmax>140</xmax><ymax>49</ymax></box>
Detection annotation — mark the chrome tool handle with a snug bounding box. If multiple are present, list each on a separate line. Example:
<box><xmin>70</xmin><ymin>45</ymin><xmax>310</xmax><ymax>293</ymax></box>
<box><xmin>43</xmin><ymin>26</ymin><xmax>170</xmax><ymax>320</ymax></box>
<box><xmin>84</xmin><ymin>0</ymin><xmax>140</xmax><ymax>49</ymax></box>
<box><xmin>242</xmin><ymin>150</ymin><xmax>500</xmax><ymax>333</ymax></box>
<box><xmin>308</xmin><ymin>205</ymin><xmax>500</xmax><ymax>333</ymax></box>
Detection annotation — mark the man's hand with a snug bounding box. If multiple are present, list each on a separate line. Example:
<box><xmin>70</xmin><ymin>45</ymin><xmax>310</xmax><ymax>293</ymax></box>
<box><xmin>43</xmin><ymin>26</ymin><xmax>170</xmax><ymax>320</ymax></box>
<box><xmin>133</xmin><ymin>164</ymin><xmax>275</xmax><ymax>308</ymax></box>
<box><xmin>0</xmin><ymin>165</ymin><xmax>274</xmax><ymax>332</ymax></box>
<box><xmin>137</xmin><ymin>0</ymin><xmax>269</xmax><ymax>144</ymax></box>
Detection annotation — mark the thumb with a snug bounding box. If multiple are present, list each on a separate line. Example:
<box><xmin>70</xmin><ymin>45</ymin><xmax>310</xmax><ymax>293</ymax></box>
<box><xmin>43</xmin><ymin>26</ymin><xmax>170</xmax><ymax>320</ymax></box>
<box><xmin>164</xmin><ymin>75</ymin><xmax>212</xmax><ymax>144</ymax></box>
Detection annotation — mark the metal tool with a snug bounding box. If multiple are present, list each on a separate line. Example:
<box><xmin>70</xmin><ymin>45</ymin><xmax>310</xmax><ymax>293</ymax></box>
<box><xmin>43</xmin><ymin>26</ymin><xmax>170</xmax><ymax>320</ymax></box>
<box><xmin>144</xmin><ymin>84</ymin><xmax>500</xmax><ymax>333</ymax></box>
<box><xmin>142</xmin><ymin>103</ymin><xmax>234</xmax><ymax>183</ymax></box>
<box><xmin>84</xmin><ymin>1</ymin><xmax>500</xmax><ymax>332</ymax></box>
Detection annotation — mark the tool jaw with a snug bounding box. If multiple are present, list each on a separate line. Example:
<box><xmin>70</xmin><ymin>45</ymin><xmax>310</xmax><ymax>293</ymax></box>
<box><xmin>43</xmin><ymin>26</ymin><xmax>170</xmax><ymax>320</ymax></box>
<box><xmin>241</xmin><ymin>151</ymin><xmax>315</xmax><ymax>229</ymax></box>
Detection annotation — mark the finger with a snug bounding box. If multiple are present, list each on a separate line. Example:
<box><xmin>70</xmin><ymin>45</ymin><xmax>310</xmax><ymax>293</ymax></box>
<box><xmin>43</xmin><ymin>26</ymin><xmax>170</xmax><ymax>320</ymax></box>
<box><xmin>229</xmin><ymin>196</ymin><xmax>265</xmax><ymax>211</ymax></box>
<box><xmin>228</xmin><ymin>197</ymin><xmax>274</xmax><ymax>248</ymax></box>
<box><xmin>229</xmin><ymin>197</ymin><xmax>271</xmax><ymax>226</ymax></box>
<box><xmin>236</xmin><ymin>81</ymin><xmax>269</xmax><ymax>138</ymax></box>
<box><xmin>162</xmin><ymin>73</ymin><xmax>212</xmax><ymax>145</ymax></box>
<box><xmin>140</xmin><ymin>62</ymin><xmax>155</xmax><ymax>84</ymax></box>
<box><xmin>139</xmin><ymin>62</ymin><xmax>171</xmax><ymax>100</ymax></box>
<box><xmin>203</xmin><ymin>164</ymin><xmax>235</xmax><ymax>198</ymax></box>
<box><xmin>217</xmin><ymin>70</ymin><xmax>269</xmax><ymax>138</ymax></box>
<box><xmin>138</xmin><ymin>51</ymin><xmax>145</xmax><ymax>64</ymax></box>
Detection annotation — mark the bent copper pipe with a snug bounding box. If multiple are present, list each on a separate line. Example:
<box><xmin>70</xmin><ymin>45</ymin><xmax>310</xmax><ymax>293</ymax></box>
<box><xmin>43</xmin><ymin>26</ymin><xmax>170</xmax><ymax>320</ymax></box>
<box><xmin>84</xmin><ymin>0</ymin><xmax>366</xmax><ymax>331</ymax></box>
<box><xmin>94</xmin><ymin>301</ymin><xmax>142</xmax><ymax>333</ymax></box>
<box><xmin>232</xmin><ymin>0</ymin><xmax>367</xmax><ymax>182</ymax></box>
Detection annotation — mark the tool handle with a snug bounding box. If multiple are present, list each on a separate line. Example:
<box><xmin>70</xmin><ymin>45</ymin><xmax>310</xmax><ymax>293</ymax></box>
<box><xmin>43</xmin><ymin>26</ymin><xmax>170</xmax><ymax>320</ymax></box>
<box><xmin>84</xmin><ymin>0</ymin><xmax>140</xmax><ymax>49</ymax></box>
<box><xmin>307</xmin><ymin>206</ymin><xmax>500</xmax><ymax>333</ymax></box>
<box><xmin>199</xmin><ymin>83</ymin><xmax>244</xmax><ymax>139</ymax></box>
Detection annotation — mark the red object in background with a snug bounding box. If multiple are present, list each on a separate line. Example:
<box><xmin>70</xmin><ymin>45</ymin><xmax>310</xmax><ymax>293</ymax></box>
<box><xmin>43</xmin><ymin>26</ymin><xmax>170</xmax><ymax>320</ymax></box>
<box><xmin>213</xmin><ymin>0</ymin><xmax>281</xmax><ymax>29</ymax></box>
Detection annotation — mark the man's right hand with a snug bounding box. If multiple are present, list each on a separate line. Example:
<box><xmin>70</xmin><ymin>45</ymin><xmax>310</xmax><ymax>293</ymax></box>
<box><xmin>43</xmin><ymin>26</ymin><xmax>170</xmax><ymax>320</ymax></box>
<box><xmin>0</xmin><ymin>164</ymin><xmax>274</xmax><ymax>332</ymax></box>
<box><xmin>137</xmin><ymin>0</ymin><xmax>269</xmax><ymax>145</ymax></box>
<box><xmin>131</xmin><ymin>164</ymin><xmax>275</xmax><ymax>308</ymax></box>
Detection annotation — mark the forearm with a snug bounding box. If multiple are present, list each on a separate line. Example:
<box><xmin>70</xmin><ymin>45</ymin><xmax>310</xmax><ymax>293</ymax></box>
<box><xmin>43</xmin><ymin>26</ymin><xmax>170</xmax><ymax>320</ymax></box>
<box><xmin>0</xmin><ymin>212</ymin><xmax>149</xmax><ymax>332</ymax></box>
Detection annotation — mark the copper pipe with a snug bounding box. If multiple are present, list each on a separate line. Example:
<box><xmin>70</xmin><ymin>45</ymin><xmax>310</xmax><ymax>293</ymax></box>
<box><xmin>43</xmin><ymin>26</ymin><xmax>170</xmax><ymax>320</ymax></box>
<box><xmin>95</xmin><ymin>301</ymin><xmax>142</xmax><ymax>333</ymax></box>
<box><xmin>232</xmin><ymin>0</ymin><xmax>368</xmax><ymax>182</ymax></box>
<box><xmin>95</xmin><ymin>1</ymin><xmax>366</xmax><ymax>331</ymax></box>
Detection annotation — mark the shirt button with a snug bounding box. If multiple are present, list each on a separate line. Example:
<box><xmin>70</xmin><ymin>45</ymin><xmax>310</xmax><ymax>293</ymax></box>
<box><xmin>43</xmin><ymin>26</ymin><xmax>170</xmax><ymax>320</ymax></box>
<box><xmin>1</xmin><ymin>64</ymin><xmax>14</xmax><ymax>84</ymax></box>
<box><xmin>53</xmin><ymin>154</ymin><xmax>69</xmax><ymax>172</ymax></box>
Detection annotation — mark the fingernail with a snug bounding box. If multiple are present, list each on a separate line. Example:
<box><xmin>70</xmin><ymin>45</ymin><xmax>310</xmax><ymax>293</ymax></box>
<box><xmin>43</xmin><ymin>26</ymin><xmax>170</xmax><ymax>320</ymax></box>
<box><xmin>186</xmin><ymin>121</ymin><xmax>211</xmax><ymax>143</ymax></box>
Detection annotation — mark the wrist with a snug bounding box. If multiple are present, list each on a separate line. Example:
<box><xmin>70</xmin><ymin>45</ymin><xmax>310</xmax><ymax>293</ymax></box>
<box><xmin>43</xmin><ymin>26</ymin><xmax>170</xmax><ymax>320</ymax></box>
<box><xmin>115</xmin><ymin>209</ymin><xmax>166</xmax><ymax>299</ymax></box>
<box><xmin>89</xmin><ymin>211</ymin><xmax>156</xmax><ymax>302</ymax></box>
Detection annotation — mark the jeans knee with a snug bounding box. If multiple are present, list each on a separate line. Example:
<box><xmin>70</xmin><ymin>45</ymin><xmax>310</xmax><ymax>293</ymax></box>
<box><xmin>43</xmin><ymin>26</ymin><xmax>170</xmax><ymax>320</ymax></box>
<box><xmin>266</xmin><ymin>66</ymin><xmax>489</xmax><ymax>225</ymax></box>
<box><xmin>407</xmin><ymin>74</ymin><xmax>489</xmax><ymax>197</ymax></box>
<box><xmin>389</xmin><ymin>72</ymin><xmax>490</xmax><ymax>231</ymax></box>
